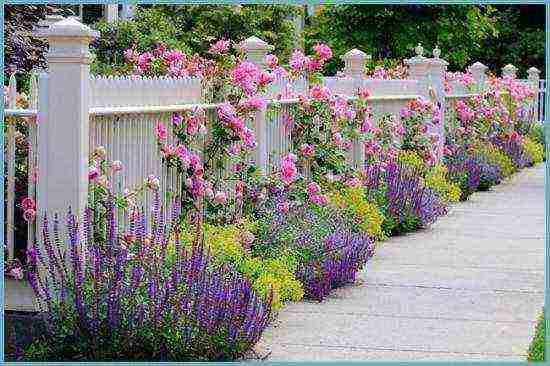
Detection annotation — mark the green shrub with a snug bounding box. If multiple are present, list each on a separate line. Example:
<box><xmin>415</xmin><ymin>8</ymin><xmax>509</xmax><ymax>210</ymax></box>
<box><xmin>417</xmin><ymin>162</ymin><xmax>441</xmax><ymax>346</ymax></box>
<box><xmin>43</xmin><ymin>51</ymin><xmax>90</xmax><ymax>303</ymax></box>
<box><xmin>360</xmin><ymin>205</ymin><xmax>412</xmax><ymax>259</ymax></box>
<box><xmin>527</xmin><ymin>311</ymin><xmax>545</xmax><ymax>362</ymax></box>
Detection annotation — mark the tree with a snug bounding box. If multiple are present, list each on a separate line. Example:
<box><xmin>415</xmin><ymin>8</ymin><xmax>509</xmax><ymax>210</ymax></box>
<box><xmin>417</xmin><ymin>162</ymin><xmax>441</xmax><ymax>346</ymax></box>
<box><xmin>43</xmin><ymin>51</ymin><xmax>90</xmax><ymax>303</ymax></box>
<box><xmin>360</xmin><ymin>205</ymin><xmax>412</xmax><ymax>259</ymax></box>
<box><xmin>473</xmin><ymin>5</ymin><xmax>545</xmax><ymax>78</ymax></box>
<box><xmin>90</xmin><ymin>5</ymin><xmax>300</xmax><ymax>76</ymax></box>
<box><xmin>304</xmin><ymin>5</ymin><xmax>500</xmax><ymax>75</ymax></box>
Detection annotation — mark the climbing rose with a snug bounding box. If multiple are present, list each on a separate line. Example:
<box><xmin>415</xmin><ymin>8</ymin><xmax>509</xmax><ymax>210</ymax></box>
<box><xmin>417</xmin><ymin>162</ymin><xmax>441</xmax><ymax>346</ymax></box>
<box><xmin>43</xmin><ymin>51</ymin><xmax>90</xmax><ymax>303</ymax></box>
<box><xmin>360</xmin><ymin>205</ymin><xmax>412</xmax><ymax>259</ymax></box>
<box><xmin>307</xmin><ymin>182</ymin><xmax>321</xmax><ymax>195</ymax></box>
<box><xmin>89</xmin><ymin>166</ymin><xmax>100</xmax><ymax>181</ymax></box>
<box><xmin>313</xmin><ymin>43</ymin><xmax>333</xmax><ymax>61</ymax></box>
<box><xmin>280</xmin><ymin>153</ymin><xmax>298</xmax><ymax>185</ymax></box>
<box><xmin>208</xmin><ymin>39</ymin><xmax>230</xmax><ymax>55</ymax></box>
<box><xmin>21</xmin><ymin>197</ymin><xmax>35</xmax><ymax>210</ymax></box>
<box><xmin>23</xmin><ymin>209</ymin><xmax>36</xmax><ymax>223</ymax></box>
<box><xmin>112</xmin><ymin>160</ymin><xmax>123</xmax><ymax>172</ymax></box>
<box><xmin>310</xmin><ymin>84</ymin><xmax>331</xmax><ymax>101</ymax></box>
<box><xmin>155</xmin><ymin>122</ymin><xmax>167</xmax><ymax>140</ymax></box>
<box><xmin>300</xmin><ymin>144</ymin><xmax>315</xmax><ymax>158</ymax></box>
<box><xmin>358</xmin><ymin>87</ymin><xmax>372</xmax><ymax>98</ymax></box>
<box><xmin>265</xmin><ymin>54</ymin><xmax>278</xmax><ymax>68</ymax></box>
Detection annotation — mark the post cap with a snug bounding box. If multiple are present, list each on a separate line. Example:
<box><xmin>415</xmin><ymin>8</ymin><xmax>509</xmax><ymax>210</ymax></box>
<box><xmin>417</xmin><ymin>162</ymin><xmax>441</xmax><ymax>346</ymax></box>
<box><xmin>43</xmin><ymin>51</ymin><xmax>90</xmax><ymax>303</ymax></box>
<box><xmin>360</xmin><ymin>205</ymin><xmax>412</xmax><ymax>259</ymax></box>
<box><xmin>527</xmin><ymin>66</ymin><xmax>540</xmax><ymax>75</ymax></box>
<box><xmin>502</xmin><ymin>64</ymin><xmax>517</xmax><ymax>76</ymax></box>
<box><xmin>341</xmin><ymin>48</ymin><xmax>370</xmax><ymax>61</ymax></box>
<box><xmin>36</xmin><ymin>16</ymin><xmax>99</xmax><ymax>41</ymax></box>
<box><xmin>469</xmin><ymin>61</ymin><xmax>488</xmax><ymax>72</ymax></box>
<box><xmin>415</xmin><ymin>43</ymin><xmax>424</xmax><ymax>57</ymax></box>
<box><xmin>432</xmin><ymin>45</ymin><xmax>441</xmax><ymax>59</ymax></box>
<box><xmin>239</xmin><ymin>36</ymin><xmax>273</xmax><ymax>52</ymax></box>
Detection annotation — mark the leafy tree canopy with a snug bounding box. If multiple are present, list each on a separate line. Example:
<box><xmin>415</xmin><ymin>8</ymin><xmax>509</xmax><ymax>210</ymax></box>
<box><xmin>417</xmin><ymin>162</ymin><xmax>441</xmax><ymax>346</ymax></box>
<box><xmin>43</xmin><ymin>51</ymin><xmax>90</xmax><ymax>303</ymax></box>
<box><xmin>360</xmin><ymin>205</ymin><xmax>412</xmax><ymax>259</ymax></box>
<box><xmin>305</xmin><ymin>5</ymin><xmax>500</xmax><ymax>75</ymax></box>
<box><xmin>90</xmin><ymin>5</ymin><xmax>301</xmax><ymax>75</ymax></box>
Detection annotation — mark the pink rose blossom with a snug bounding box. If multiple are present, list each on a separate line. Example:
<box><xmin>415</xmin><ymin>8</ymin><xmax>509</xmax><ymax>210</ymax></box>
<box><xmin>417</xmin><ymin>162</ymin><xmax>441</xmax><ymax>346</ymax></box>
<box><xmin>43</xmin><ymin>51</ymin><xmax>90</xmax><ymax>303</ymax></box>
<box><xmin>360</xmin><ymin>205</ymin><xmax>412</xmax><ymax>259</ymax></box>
<box><xmin>313</xmin><ymin>43</ymin><xmax>333</xmax><ymax>61</ymax></box>
<box><xmin>310</xmin><ymin>84</ymin><xmax>331</xmax><ymax>101</ymax></box>
<box><xmin>311</xmin><ymin>194</ymin><xmax>329</xmax><ymax>206</ymax></box>
<box><xmin>214</xmin><ymin>191</ymin><xmax>228</xmax><ymax>204</ymax></box>
<box><xmin>209</xmin><ymin>39</ymin><xmax>230</xmax><ymax>55</ymax></box>
<box><xmin>89</xmin><ymin>166</ymin><xmax>100</xmax><ymax>181</ymax></box>
<box><xmin>266</xmin><ymin>54</ymin><xmax>278</xmax><ymax>68</ymax></box>
<box><xmin>112</xmin><ymin>160</ymin><xmax>123</xmax><ymax>172</ymax></box>
<box><xmin>277</xmin><ymin>200</ymin><xmax>290</xmax><ymax>214</ymax></box>
<box><xmin>280</xmin><ymin>153</ymin><xmax>298</xmax><ymax>185</ymax></box>
<box><xmin>21</xmin><ymin>197</ymin><xmax>35</xmax><ymax>210</ymax></box>
<box><xmin>155</xmin><ymin>122</ymin><xmax>167</xmax><ymax>140</ymax></box>
<box><xmin>300</xmin><ymin>143</ymin><xmax>315</xmax><ymax>158</ymax></box>
<box><xmin>23</xmin><ymin>209</ymin><xmax>36</xmax><ymax>223</ymax></box>
<box><xmin>307</xmin><ymin>182</ymin><xmax>321</xmax><ymax>195</ymax></box>
<box><xmin>10</xmin><ymin>267</ymin><xmax>23</xmax><ymax>280</ymax></box>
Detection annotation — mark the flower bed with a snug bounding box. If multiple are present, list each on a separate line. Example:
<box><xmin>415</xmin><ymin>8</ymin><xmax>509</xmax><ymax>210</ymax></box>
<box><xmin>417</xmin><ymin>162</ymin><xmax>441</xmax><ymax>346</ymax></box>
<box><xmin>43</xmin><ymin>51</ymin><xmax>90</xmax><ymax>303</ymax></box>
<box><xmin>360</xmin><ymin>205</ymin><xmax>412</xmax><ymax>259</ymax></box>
<box><xmin>5</xmin><ymin>37</ymin><xmax>545</xmax><ymax>361</ymax></box>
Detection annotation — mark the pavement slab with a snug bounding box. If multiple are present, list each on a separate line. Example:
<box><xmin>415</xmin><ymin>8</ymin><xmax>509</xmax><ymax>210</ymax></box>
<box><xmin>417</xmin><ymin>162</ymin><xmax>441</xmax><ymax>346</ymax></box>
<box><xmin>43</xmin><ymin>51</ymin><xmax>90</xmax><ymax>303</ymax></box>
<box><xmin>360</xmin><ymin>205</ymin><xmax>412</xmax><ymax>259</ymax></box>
<box><xmin>259</xmin><ymin>163</ymin><xmax>545</xmax><ymax>361</ymax></box>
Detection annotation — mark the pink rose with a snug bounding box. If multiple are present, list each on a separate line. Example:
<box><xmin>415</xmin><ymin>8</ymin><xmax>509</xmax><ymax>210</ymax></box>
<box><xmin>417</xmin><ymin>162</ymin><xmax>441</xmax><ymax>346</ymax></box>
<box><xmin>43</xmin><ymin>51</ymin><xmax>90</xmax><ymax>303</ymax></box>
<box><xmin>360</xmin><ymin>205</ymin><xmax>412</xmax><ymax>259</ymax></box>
<box><xmin>307</xmin><ymin>182</ymin><xmax>321</xmax><ymax>195</ymax></box>
<box><xmin>23</xmin><ymin>209</ymin><xmax>36</xmax><ymax>223</ymax></box>
<box><xmin>112</xmin><ymin>160</ymin><xmax>123</xmax><ymax>172</ymax></box>
<box><xmin>21</xmin><ymin>197</ymin><xmax>35</xmax><ymax>210</ymax></box>
<box><xmin>89</xmin><ymin>166</ymin><xmax>100</xmax><ymax>181</ymax></box>
<box><xmin>300</xmin><ymin>144</ymin><xmax>315</xmax><ymax>158</ymax></box>
<box><xmin>265</xmin><ymin>54</ymin><xmax>278</xmax><ymax>68</ymax></box>
<box><xmin>155</xmin><ymin>122</ymin><xmax>167</xmax><ymax>140</ymax></box>
<box><xmin>214</xmin><ymin>191</ymin><xmax>227</xmax><ymax>204</ymax></box>
<box><xmin>313</xmin><ymin>43</ymin><xmax>333</xmax><ymax>61</ymax></box>
<box><xmin>277</xmin><ymin>200</ymin><xmax>290</xmax><ymax>214</ymax></box>
<box><xmin>10</xmin><ymin>267</ymin><xmax>23</xmax><ymax>280</ymax></box>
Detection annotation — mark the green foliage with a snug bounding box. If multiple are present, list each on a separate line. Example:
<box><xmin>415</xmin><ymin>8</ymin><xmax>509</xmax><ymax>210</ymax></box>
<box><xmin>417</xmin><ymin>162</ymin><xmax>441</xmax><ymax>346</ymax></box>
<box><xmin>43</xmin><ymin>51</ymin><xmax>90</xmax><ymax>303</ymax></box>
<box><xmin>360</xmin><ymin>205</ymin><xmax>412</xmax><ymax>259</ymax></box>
<box><xmin>523</xmin><ymin>137</ymin><xmax>544</xmax><ymax>166</ymax></box>
<box><xmin>473</xmin><ymin>6</ymin><xmax>545</xmax><ymax>78</ymax></box>
<box><xmin>175</xmin><ymin>220</ymin><xmax>304</xmax><ymax>310</ymax></box>
<box><xmin>305</xmin><ymin>5</ymin><xmax>499</xmax><ymax>75</ymax></box>
<box><xmin>328</xmin><ymin>186</ymin><xmax>385</xmax><ymax>240</ymax></box>
<box><xmin>91</xmin><ymin>5</ymin><xmax>300</xmax><ymax>76</ymax></box>
<box><xmin>527</xmin><ymin>311</ymin><xmax>545</xmax><ymax>362</ymax></box>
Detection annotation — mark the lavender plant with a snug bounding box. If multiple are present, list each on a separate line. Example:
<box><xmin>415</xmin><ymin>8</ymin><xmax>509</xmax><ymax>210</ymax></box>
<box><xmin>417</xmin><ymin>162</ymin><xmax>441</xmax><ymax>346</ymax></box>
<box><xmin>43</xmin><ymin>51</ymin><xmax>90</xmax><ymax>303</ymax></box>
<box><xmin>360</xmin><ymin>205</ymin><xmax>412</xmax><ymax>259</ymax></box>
<box><xmin>20</xmin><ymin>193</ymin><xmax>272</xmax><ymax>361</ymax></box>
<box><xmin>254</xmin><ymin>198</ymin><xmax>375</xmax><ymax>301</ymax></box>
<box><xmin>364</xmin><ymin>161</ymin><xmax>448</xmax><ymax>235</ymax></box>
<box><xmin>444</xmin><ymin>148</ymin><xmax>503</xmax><ymax>199</ymax></box>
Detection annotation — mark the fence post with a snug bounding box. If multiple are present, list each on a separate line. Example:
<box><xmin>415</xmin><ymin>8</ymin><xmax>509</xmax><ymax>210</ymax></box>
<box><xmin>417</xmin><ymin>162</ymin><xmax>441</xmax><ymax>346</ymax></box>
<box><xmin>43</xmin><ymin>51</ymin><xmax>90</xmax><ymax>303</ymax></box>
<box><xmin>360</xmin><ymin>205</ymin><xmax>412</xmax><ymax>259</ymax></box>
<box><xmin>341</xmin><ymin>49</ymin><xmax>370</xmax><ymax>79</ymax></box>
<box><xmin>427</xmin><ymin>46</ymin><xmax>448</xmax><ymax>161</ymax></box>
<box><xmin>35</xmin><ymin>18</ymin><xmax>98</xmax><ymax>239</ymax></box>
<box><xmin>502</xmin><ymin>64</ymin><xmax>517</xmax><ymax>78</ymax></box>
<box><xmin>405</xmin><ymin>43</ymin><xmax>431</xmax><ymax>100</ymax></box>
<box><xmin>469</xmin><ymin>61</ymin><xmax>488</xmax><ymax>92</ymax></box>
<box><xmin>527</xmin><ymin>67</ymin><xmax>541</xmax><ymax>123</ymax></box>
<box><xmin>239</xmin><ymin>36</ymin><xmax>272</xmax><ymax>174</ymax></box>
<box><xmin>341</xmin><ymin>48</ymin><xmax>369</xmax><ymax>170</ymax></box>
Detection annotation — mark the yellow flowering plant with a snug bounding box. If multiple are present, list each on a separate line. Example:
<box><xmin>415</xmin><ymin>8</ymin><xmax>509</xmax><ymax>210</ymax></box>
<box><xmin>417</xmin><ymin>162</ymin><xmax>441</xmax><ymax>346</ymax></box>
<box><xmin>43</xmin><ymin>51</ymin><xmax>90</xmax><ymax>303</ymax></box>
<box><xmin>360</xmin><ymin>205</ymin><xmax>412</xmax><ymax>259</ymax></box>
<box><xmin>171</xmin><ymin>219</ymin><xmax>304</xmax><ymax>310</ymax></box>
<box><xmin>329</xmin><ymin>186</ymin><xmax>385</xmax><ymax>240</ymax></box>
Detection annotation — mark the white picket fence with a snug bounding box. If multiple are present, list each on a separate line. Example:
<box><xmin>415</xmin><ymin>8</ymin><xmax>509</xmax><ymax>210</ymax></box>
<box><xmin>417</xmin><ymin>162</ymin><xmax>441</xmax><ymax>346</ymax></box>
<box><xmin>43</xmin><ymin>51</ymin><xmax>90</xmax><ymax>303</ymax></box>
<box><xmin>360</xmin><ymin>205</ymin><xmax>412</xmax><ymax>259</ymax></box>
<box><xmin>3</xmin><ymin>16</ymin><xmax>542</xmax><ymax>262</ymax></box>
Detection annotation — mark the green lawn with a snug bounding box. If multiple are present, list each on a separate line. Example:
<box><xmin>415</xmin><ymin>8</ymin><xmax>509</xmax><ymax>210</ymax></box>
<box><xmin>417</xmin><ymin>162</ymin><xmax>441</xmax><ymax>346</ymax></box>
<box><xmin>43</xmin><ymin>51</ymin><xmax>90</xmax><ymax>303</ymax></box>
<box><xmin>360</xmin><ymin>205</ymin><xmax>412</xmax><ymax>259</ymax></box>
<box><xmin>527</xmin><ymin>311</ymin><xmax>545</xmax><ymax>362</ymax></box>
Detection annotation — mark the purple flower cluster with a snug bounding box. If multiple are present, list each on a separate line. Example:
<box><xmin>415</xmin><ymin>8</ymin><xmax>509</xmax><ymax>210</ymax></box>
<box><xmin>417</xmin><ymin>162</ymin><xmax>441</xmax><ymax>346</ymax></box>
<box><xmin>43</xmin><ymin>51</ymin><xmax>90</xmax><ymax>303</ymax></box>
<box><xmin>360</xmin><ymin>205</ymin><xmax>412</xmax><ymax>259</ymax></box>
<box><xmin>491</xmin><ymin>135</ymin><xmax>533</xmax><ymax>169</ymax></box>
<box><xmin>366</xmin><ymin>162</ymin><xmax>448</xmax><ymax>229</ymax></box>
<box><xmin>444</xmin><ymin>149</ymin><xmax>502</xmax><ymax>197</ymax></box>
<box><xmin>256</xmin><ymin>200</ymin><xmax>375</xmax><ymax>301</ymax></box>
<box><xmin>23</xmin><ymin>194</ymin><xmax>272</xmax><ymax>361</ymax></box>
<box><xmin>296</xmin><ymin>228</ymin><xmax>375</xmax><ymax>301</ymax></box>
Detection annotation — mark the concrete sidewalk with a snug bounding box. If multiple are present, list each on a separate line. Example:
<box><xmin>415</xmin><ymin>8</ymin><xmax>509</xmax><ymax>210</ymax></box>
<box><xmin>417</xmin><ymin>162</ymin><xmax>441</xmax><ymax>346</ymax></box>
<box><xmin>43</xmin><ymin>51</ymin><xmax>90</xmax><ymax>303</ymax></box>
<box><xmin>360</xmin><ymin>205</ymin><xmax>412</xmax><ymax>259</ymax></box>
<box><xmin>259</xmin><ymin>163</ymin><xmax>545</xmax><ymax>361</ymax></box>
